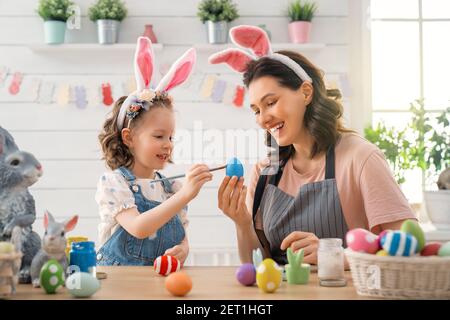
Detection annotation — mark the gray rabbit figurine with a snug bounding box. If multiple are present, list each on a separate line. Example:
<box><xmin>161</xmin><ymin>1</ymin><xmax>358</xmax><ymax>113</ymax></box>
<box><xmin>30</xmin><ymin>211</ymin><xmax>78</xmax><ymax>287</ymax></box>
<box><xmin>0</xmin><ymin>126</ymin><xmax>43</xmax><ymax>284</ymax></box>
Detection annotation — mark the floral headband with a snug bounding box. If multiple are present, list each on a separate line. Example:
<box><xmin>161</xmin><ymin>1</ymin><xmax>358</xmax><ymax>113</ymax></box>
<box><xmin>208</xmin><ymin>25</ymin><xmax>312</xmax><ymax>83</ymax></box>
<box><xmin>117</xmin><ymin>37</ymin><xmax>197</xmax><ymax>130</ymax></box>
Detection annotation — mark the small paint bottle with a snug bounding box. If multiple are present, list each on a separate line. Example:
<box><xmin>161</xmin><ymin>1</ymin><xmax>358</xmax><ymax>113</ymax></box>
<box><xmin>318</xmin><ymin>238</ymin><xmax>347</xmax><ymax>287</ymax></box>
<box><xmin>69</xmin><ymin>241</ymin><xmax>97</xmax><ymax>277</ymax></box>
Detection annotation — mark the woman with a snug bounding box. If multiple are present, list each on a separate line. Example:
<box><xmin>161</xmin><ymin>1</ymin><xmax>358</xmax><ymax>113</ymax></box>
<box><xmin>211</xmin><ymin>25</ymin><xmax>416</xmax><ymax>265</ymax></box>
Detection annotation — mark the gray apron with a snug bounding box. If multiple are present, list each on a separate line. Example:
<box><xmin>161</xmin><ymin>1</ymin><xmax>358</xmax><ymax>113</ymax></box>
<box><xmin>252</xmin><ymin>146</ymin><xmax>348</xmax><ymax>264</ymax></box>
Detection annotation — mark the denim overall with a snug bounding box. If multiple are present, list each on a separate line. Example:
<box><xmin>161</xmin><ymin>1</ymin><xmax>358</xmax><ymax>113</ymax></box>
<box><xmin>96</xmin><ymin>167</ymin><xmax>186</xmax><ymax>266</ymax></box>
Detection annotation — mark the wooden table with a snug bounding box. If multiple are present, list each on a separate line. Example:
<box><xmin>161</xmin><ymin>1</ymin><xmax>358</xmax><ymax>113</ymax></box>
<box><xmin>13</xmin><ymin>266</ymin><xmax>367</xmax><ymax>300</ymax></box>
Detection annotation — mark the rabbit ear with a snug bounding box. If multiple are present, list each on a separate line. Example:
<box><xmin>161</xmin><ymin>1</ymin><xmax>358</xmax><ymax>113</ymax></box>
<box><xmin>43</xmin><ymin>210</ymin><xmax>55</xmax><ymax>229</ymax></box>
<box><xmin>230</xmin><ymin>25</ymin><xmax>272</xmax><ymax>57</ymax></box>
<box><xmin>64</xmin><ymin>215</ymin><xmax>78</xmax><ymax>232</ymax></box>
<box><xmin>155</xmin><ymin>48</ymin><xmax>196</xmax><ymax>92</ymax></box>
<box><xmin>208</xmin><ymin>48</ymin><xmax>255</xmax><ymax>73</ymax></box>
<box><xmin>134</xmin><ymin>37</ymin><xmax>155</xmax><ymax>92</ymax></box>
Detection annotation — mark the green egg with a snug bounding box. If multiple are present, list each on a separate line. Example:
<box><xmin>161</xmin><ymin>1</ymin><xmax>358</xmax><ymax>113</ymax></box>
<box><xmin>438</xmin><ymin>241</ymin><xmax>450</xmax><ymax>257</ymax></box>
<box><xmin>401</xmin><ymin>220</ymin><xmax>425</xmax><ymax>252</ymax></box>
<box><xmin>40</xmin><ymin>259</ymin><xmax>65</xmax><ymax>294</ymax></box>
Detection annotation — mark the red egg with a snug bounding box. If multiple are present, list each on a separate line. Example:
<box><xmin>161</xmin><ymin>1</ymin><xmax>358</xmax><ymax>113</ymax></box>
<box><xmin>346</xmin><ymin>228</ymin><xmax>380</xmax><ymax>254</ymax></box>
<box><xmin>421</xmin><ymin>242</ymin><xmax>442</xmax><ymax>256</ymax></box>
<box><xmin>154</xmin><ymin>255</ymin><xmax>181</xmax><ymax>276</ymax></box>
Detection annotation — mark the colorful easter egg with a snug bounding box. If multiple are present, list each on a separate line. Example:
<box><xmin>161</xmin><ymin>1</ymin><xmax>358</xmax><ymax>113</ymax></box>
<box><xmin>154</xmin><ymin>255</ymin><xmax>181</xmax><ymax>276</ymax></box>
<box><xmin>381</xmin><ymin>231</ymin><xmax>418</xmax><ymax>257</ymax></box>
<box><xmin>377</xmin><ymin>230</ymin><xmax>389</xmax><ymax>248</ymax></box>
<box><xmin>226</xmin><ymin>157</ymin><xmax>244</xmax><ymax>178</ymax></box>
<box><xmin>401</xmin><ymin>220</ymin><xmax>425</xmax><ymax>252</ymax></box>
<box><xmin>165</xmin><ymin>272</ymin><xmax>192</xmax><ymax>297</ymax></box>
<box><xmin>0</xmin><ymin>242</ymin><xmax>14</xmax><ymax>254</ymax></box>
<box><xmin>66</xmin><ymin>272</ymin><xmax>100</xmax><ymax>298</ymax></box>
<box><xmin>40</xmin><ymin>259</ymin><xmax>65</xmax><ymax>294</ymax></box>
<box><xmin>346</xmin><ymin>228</ymin><xmax>380</xmax><ymax>254</ymax></box>
<box><xmin>236</xmin><ymin>263</ymin><xmax>256</xmax><ymax>286</ymax></box>
<box><xmin>256</xmin><ymin>259</ymin><xmax>282</xmax><ymax>293</ymax></box>
<box><xmin>421</xmin><ymin>242</ymin><xmax>442</xmax><ymax>256</ymax></box>
<box><xmin>438</xmin><ymin>241</ymin><xmax>450</xmax><ymax>257</ymax></box>
<box><xmin>376</xmin><ymin>250</ymin><xmax>389</xmax><ymax>256</ymax></box>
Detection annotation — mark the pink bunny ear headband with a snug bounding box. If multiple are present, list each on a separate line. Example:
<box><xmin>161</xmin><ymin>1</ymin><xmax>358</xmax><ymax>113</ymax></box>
<box><xmin>208</xmin><ymin>25</ymin><xmax>312</xmax><ymax>83</ymax></box>
<box><xmin>117</xmin><ymin>37</ymin><xmax>197</xmax><ymax>130</ymax></box>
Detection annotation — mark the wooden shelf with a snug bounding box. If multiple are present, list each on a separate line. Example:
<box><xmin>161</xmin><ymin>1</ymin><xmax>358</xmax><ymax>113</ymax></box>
<box><xmin>28</xmin><ymin>43</ymin><xmax>164</xmax><ymax>53</ymax></box>
<box><xmin>194</xmin><ymin>42</ymin><xmax>326</xmax><ymax>53</ymax></box>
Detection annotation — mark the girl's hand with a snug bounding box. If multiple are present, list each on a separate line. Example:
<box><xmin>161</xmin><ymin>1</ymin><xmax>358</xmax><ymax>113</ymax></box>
<box><xmin>180</xmin><ymin>164</ymin><xmax>213</xmax><ymax>201</ymax></box>
<box><xmin>164</xmin><ymin>239</ymin><xmax>189</xmax><ymax>265</ymax></box>
<box><xmin>280</xmin><ymin>231</ymin><xmax>320</xmax><ymax>265</ymax></box>
<box><xmin>218</xmin><ymin>176</ymin><xmax>252</xmax><ymax>227</ymax></box>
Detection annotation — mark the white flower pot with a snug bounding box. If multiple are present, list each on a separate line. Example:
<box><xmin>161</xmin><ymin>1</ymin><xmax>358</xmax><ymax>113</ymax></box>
<box><xmin>423</xmin><ymin>190</ymin><xmax>450</xmax><ymax>230</ymax></box>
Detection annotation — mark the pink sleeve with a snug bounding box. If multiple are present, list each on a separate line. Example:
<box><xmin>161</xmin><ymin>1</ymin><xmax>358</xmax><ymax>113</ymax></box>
<box><xmin>359</xmin><ymin>150</ymin><xmax>417</xmax><ymax>231</ymax></box>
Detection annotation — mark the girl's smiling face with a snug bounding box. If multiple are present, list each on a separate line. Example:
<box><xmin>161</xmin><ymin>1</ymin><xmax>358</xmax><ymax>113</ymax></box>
<box><xmin>249</xmin><ymin>76</ymin><xmax>313</xmax><ymax>147</ymax></box>
<box><xmin>123</xmin><ymin>107</ymin><xmax>175</xmax><ymax>173</ymax></box>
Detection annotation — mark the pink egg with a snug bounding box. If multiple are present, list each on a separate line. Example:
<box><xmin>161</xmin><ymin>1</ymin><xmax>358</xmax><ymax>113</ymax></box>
<box><xmin>346</xmin><ymin>228</ymin><xmax>380</xmax><ymax>254</ymax></box>
<box><xmin>421</xmin><ymin>242</ymin><xmax>442</xmax><ymax>256</ymax></box>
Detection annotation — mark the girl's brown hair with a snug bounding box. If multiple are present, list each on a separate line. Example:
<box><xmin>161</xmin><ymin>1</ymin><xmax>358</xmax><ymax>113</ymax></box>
<box><xmin>243</xmin><ymin>50</ymin><xmax>352</xmax><ymax>162</ymax></box>
<box><xmin>98</xmin><ymin>96</ymin><xmax>173</xmax><ymax>170</ymax></box>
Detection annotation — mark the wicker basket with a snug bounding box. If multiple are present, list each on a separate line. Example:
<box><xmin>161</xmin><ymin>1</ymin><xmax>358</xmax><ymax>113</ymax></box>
<box><xmin>0</xmin><ymin>251</ymin><xmax>22</xmax><ymax>299</ymax></box>
<box><xmin>345</xmin><ymin>249</ymin><xmax>450</xmax><ymax>299</ymax></box>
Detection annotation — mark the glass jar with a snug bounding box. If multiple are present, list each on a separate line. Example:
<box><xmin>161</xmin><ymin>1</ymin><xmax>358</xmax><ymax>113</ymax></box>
<box><xmin>318</xmin><ymin>238</ymin><xmax>347</xmax><ymax>287</ymax></box>
<box><xmin>69</xmin><ymin>241</ymin><xmax>96</xmax><ymax>277</ymax></box>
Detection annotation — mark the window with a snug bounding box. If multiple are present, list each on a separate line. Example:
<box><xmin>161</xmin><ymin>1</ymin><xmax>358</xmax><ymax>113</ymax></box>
<box><xmin>369</xmin><ymin>0</ymin><xmax>450</xmax><ymax>203</ymax></box>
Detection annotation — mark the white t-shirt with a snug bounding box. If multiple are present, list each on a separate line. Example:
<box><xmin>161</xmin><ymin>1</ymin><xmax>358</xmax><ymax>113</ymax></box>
<box><xmin>95</xmin><ymin>171</ymin><xmax>188</xmax><ymax>247</ymax></box>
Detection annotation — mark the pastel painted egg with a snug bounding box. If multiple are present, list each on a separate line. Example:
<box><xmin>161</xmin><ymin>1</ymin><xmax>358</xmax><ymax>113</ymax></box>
<box><xmin>401</xmin><ymin>220</ymin><xmax>425</xmax><ymax>252</ymax></box>
<box><xmin>154</xmin><ymin>255</ymin><xmax>181</xmax><ymax>276</ymax></box>
<box><xmin>438</xmin><ymin>241</ymin><xmax>450</xmax><ymax>257</ymax></box>
<box><xmin>236</xmin><ymin>263</ymin><xmax>256</xmax><ymax>286</ymax></box>
<box><xmin>40</xmin><ymin>259</ymin><xmax>65</xmax><ymax>294</ymax></box>
<box><xmin>421</xmin><ymin>242</ymin><xmax>442</xmax><ymax>256</ymax></box>
<box><xmin>0</xmin><ymin>242</ymin><xmax>14</xmax><ymax>254</ymax></box>
<box><xmin>256</xmin><ymin>258</ymin><xmax>282</xmax><ymax>293</ymax></box>
<box><xmin>66</xmin><ymin>272</ymin><xmax>100</xmax><ymax>298</ymax></box>
<box><xmin>226</xmin><ymin>157</ymin><xmax>244</xmax><ymax>178</ymax></box>
<box><xmin>381</xmin><ymin>231</ymin><xmax>418</xmax><ymax>257</ymax></box>
<box><xmin>376</xmin><ymin>250</ymin><xmax>389</xmax><ymax>256</ymax></box>
<box><xmin>346</xmin><ymin>228</ymin><xmax>380</xmax><ymax>254</ymax></box>
<box><xmin>165</xmin><ymin>272</ymin><xmax>192</xmax><ymax>297</ymax></box>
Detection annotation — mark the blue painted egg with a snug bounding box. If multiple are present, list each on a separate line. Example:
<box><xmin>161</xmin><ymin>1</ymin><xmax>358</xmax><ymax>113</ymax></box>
<box><xmin>381</xmin><ymin>230</ymin><xmax>418</xmax><ymax>257</ymax></box>
<box><xmin>226</xmin><ymin>157</ymin><xmax>244</xmax><ymax>178</ymax></box>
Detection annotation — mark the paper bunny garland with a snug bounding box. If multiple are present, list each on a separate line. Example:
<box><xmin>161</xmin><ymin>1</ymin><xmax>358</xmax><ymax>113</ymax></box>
<box><xmin>117</xmin><ymin>37</ymin><xmax>196</xmax><ymax>130</ymax></box>
<box><xmin>208</xmin><ymin>25</ymin><xmax>312</xmax><ymax>83</ymax></box>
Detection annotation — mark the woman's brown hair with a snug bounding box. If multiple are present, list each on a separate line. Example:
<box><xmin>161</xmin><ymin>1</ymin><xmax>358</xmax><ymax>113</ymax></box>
<box><xmin>243</xmin><ymin>50</ymin><xmax>352</xmax><ymax>162</ymax></box>
<box><xmin>98</xmin><ymin>95</ymin><xmax>173</xmax><ymax>170</ymax></box>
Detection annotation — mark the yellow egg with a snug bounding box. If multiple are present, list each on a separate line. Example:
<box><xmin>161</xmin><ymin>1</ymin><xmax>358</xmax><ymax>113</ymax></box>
<box><xmin>376</xmin><ymin>250</ymin><xmax>389</xmax><ymax>256</ymax></box>
<box><xmin>256</xmin><ymin>259</ymin><xmax>282</xmax><ymax>293</ymax></box>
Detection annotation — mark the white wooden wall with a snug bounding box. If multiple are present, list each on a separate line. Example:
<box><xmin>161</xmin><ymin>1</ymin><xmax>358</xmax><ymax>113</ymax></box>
<box><xmin>0</xmin><ymin>0</ymin><xmax>360</xmax><ymax>265</ymax></box>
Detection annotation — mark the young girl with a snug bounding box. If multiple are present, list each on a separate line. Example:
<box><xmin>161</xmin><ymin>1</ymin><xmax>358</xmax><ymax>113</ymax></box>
<box><xmin>95</xmin><ymin>37</ymin><xmax>212</xmax><ymax>266</ymax></box>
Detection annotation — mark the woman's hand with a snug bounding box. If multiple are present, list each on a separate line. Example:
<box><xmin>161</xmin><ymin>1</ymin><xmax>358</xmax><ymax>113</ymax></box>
<box><xmin>164</xmin><ymin>238</ymin><xmax>189</xmax><ymax>265</ymax></box>
<box><xmin>218</xmin><ymin>176</ymin><xmax>252</xmax><ymax>227</ymax></box>
<box><xmin>280</xmin><ymin>231</ymin><xmax>320</xmax><ymax>265</ymax></box>
<box><xmin>180</xmin><ymin>164</ymin><xmax>213</xmax><ymax>202</ymax></box>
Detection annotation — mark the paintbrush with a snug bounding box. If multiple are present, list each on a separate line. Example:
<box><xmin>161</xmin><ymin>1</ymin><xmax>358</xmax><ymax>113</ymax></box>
<box><xmin>149</xmin><ymin>164</ymin><xmax>227</xmax><ymax>184</ymax></box>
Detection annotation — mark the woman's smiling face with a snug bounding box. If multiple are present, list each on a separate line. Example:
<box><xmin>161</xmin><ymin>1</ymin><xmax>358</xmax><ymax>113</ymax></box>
<box><xmin>249</xmin><ymin>76</ymin><xmax>312</xmax><ymax>147</ymax></box>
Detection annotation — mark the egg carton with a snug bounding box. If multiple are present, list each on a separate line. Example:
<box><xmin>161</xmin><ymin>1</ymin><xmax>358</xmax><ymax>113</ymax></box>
<box><xmin>345</xmin><ymin>249</ymin><xmax>450</xmax><ymax>299</ymax></box>
<box><xmin>0</xmin><ymin>252</ymin><xmax>22</xmax><ymax>299</ymax></box>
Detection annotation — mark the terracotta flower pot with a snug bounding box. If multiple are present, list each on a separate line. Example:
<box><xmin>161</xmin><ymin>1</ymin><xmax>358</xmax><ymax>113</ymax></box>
<box><xmin>288</xmin><ymin>21</ymin><xmax>312</xmax><ymax>44</ymax></box>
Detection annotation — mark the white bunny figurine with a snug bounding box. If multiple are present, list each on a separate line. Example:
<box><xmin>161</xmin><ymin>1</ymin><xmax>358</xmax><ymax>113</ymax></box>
<box><xmin>30</xmin><ymin>211</ymin><xmax>78</xmax><ymax>287</ymax></box>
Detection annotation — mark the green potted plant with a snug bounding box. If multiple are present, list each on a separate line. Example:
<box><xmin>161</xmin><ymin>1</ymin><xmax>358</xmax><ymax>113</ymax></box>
<box><xmin>365</xmin><ymin>100</ymin><xmax>450</xmax><ymax>228</ymax></box>
<box><xmin>37</xmin><ymin>0</ymin><xmax>74</xmax><ymax>44</ymax></box>
<box><xmin>197</xmin><ymin>0</ymin><xmax>239</xmax><ymax>44</ymax></box>
<box><xmin>88</xmin><ymin>0</ymin><xmax>127</xmax><ymax>44</ymax></box>
<box><xmin>287</xmin><ymin>0</ymin><xmax>317</xmax><ymax>43</ymax></box>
